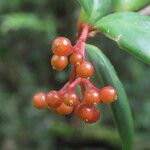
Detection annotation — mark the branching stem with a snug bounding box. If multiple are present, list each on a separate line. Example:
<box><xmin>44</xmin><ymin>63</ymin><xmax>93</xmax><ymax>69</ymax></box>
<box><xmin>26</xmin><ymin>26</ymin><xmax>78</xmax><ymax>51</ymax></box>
<box><xmin>59</xmin><ymin>24</ymin><xmax>99</xmax><ymax>96</ymax></box>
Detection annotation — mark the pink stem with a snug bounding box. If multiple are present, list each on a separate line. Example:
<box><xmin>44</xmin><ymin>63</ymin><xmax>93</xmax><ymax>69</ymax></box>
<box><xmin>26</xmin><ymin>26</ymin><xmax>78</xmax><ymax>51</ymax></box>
<box><xmin>59</xmin><ymin>24</ymin><xmax>90</xmax><ymax>95</ymax></box>
<box><xmin>74</xmin><ymin>24</ymin><xmax>89</xmax><ymax>57</ymax></box>
<box><xmin>59</xmin><ymin>78</ymin><xmax>81</xmax><ymax>95</ymax></box>
<box><xmin>69</xmin><ymin>24</ymin><xmax>89</xmax><ymax>82</ymax></box>
<box><xmin>80</xmin><ymin>82</ymin><xmax>86</xmax><ymax>96</ymax></box>
<box><xmin>59</xmin><ymin>82</ymin><xmax>70</xmax><ymax>94</ymax></box>
<box><xmin>69</xmin><ymin>66</ymin><xmax>76</xmax><ymax>83</ymax></box>
<box><xmin>59</xmin><ymin>78</ymin><xmax>100</xmax><ymax>95</ymax></box>
<box><xmin>81</xmin><ymin>79</ymin><xmax>100</xmax><ymax>92</ymax></box>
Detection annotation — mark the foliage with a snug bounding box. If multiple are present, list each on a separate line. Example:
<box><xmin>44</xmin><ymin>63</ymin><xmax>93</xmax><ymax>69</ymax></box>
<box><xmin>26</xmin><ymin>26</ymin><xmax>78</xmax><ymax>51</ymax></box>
<box><xmin>86</xmin><ymin>44</ymin><xmax>134</xmax><ymax>150</ymax></box>
<box><xmin>96</xmin><ymin>12</ymin><xmax>150</xmax><ymax>64</ymax></box>
<box><xmin>79</xmin><ymin>0</ymin><xmax>112</xmax><ymax>23</ymax></box>
<box><xmin>0</xmin><ymin>13</ymin><xmax>56</xmax><ymax>34</ymax></box>
<box><xmin>78</xmin><ymin>0</ymin><xmax>150</xmax><ymax>149</ymax></box>
<box><xmin>113</xmin><ymin>0</ymin><xmax>150</xmax><ymax>12</ymax></box>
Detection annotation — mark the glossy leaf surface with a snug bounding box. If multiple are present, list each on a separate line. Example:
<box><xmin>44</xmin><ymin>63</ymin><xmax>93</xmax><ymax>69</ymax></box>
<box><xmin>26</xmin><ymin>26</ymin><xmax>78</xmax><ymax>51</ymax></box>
<box><xmin>113</xmin><ymin>0</ymin><xmax>150</xmax><ymax>12</ymax></box>
<box><xmin>78</xmin><ymin>0</ymin><xmax>112</xmax><ymax>24</ymax></box>
<box><xmin>96</xmin><ymin>12</ymin><xmax>150</xmax><ymax>64</ymax></box>
<box><xmin>86</xmin><ymin>44</ymin><xmax>134</xmax><ymax>150</ymax></box>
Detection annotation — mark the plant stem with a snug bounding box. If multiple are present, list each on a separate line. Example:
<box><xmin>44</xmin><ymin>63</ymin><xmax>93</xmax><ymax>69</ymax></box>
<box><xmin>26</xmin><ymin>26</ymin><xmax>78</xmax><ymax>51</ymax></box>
<box><xmin>69</xmin><ymin>24</ymin><xmax>89</xmax><ymax>82</ymax></box>
<box><xmin>73</xmin><ymin>24</ymin><xmax>89</xmax><ymax>93</ymax></box>
<box><xmin>80</xmin><ymin>82</ymin><xmax>86</xmax><ymax>96</ymax></box>
<box><xmin>74</xmin><ymin>24</ymin><xmax>89</xmax><ymax>57</ymax></box>
<box><xmin>69</xmin><ymin>66</ymin><xmax>76</xmax><ymax>83</ymax></box>
<box><xmin>81</xmin><ymin>79</ymin><xmax>100</xmax><ymax>92</ymax></box>
<box><xmin>59</xmin><ymin>82</ymin><xmax>70</xmax><ymax>94</ymax></box>
<box><xmin>60</xmin><ymin>24</ymin><xmax>90</xmax><ymax>95</ymax></box>
<box><xmin>59</xmin><ymin>78</ymin><xmax>100</xmax><ymax>95</ymax></box>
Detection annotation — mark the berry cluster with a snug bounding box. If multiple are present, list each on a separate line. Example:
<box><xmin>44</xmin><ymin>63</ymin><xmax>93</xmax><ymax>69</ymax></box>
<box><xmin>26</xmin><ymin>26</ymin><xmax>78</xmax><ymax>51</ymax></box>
<box><xmin>32</xmin><ymin>24</ymin><xmax>117</xmax><ymax>124</ymax></box>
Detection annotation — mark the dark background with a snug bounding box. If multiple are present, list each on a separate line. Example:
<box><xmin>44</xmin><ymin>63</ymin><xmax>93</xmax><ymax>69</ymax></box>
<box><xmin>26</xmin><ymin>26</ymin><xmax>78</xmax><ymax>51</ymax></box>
<box><xmin>0</xmin><ymin>0</ymin><xmax>150</xmax><ymax>150</ymax></box>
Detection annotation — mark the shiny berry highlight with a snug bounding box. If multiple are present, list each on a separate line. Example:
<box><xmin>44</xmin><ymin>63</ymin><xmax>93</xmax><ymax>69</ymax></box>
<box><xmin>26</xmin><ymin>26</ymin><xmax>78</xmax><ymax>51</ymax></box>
<box><xmin>52</xmin><ymin>37</ymin><xmax>73</xmax><ymax>56</ymax></box>
<box><xmin>76</xmin><ymin>61</ymin><xmax>94</xmax><ymax>78</ymax></box>
<box><xmin>51</xmin><ymin>55</ymin><xmax>68</xmax><ymax>70</ymax></box>
<box><xmin>32</xmin><ymin>92</ymin><xmax>47</xmax><ymax>109</ymax></box>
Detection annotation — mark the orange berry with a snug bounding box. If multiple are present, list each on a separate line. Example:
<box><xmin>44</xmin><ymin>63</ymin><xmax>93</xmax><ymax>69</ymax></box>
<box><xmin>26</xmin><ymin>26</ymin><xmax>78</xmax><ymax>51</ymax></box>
<box><xmin>70</xmin><ymin>53</ymin><xmax>83</xmax><ymax>65</ymax></box>
<box><xmin>63</xmin><ymin>92</ymin><xmax>79</xmax><ymax>107</ymax></box>
<box><xmin>76</xmin><ymin>61</ymin><xmax>94</xmax><ymax>78</ymax></box>
<box><xmin>32</xmin><ymin>92</ymin><xmax>47</xmax><ymax>109</ymax></box>
<box><xmin>52</xmin><ymin>37</ymin><xmax>73</xmax><ymax>56</ymax></box>
<box><xmin>46</xmin><ymin>91</ymin><xmax>62</xmax><ymax>108</ymax></box>
<box><xmin>75</xmin><ymin>103</ymin><xmax>100</xmax><ymax>123</ymax></box>
<box><xmin>100</xmin><ymin>86</ymin><xmax>117</xmax><ymax>103</ymax></box>
<box><xmin>83</xmin><ymin>90</ymin><xmax>100</xmax><ymax>106</ymax></box>
<box><xmin>56</xmin><ymin>103</ymin><xmax>74</xmax><ymax>115</ymax></box>
<box><xmin>51</xmin><ymin>55</ymin><xmax>68</xmax><ymax>70</ymax></box>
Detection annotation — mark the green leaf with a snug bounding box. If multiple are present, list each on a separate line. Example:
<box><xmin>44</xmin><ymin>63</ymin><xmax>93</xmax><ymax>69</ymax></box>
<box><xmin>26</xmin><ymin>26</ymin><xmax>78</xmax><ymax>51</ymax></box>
<box><xmin>78</xmin><ymin>0</ymin><xmax>92</xmax><ymax>16</ymax></box>
<box><xmin>79</xmin><ymin>8</ymin><xmax>90</xmax><ymax>23</ymax></box>
<box><xmin>78</xmin><ymin>0</ymin><xmax>112</xmax><ymax>24</ymax></box>
<box><xmin>96</xmin><ymin>12</ymin><xmax>150</xmax><ymax>64</ymax></box>
<box><xmin>86</xmin><ymin>44</ymin><xmax>134</xmax><ymax>150</ymax></box>
<box><xmin>113</xmin><ymin>0</ymin><xmax>150</xmax><ymax>12</ymax></box>
<box><xmin>0</xmin><ymin>13</ymin><xmax>56</xmax><ymax>34</ymax></box>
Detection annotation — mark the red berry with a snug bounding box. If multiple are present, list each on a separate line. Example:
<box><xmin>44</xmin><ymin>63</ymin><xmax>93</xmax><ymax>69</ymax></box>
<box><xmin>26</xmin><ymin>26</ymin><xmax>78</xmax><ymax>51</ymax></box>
<box><xmin>56</xmin><ymin>103</ymin><xmax>74</xmax><ymax>115</ymax></box>
<box><xmin>76</xmin><ymin>61</ymin><xmax>94</xmax><ymax>78</ymax></box>
<box><xmin>70</xmin><ymin>53</ymin><xmax>83</xmax><ymax>65</ymax></box>
<box><xmin>63</xmin><ymin>92</ymin><xmax>79</xmax><ymax>107</ymax></box>
<box><xmin>46</xmin><ymin>91</ymin><xmax>62</xmax><ymax>108</ymax></box>
<box><xmin>75</xmin><ymin>104</ymin><xmax>100</xmax><ymax>123</ymax></box>
<box><xmin>83</xmin><ymin>90</ymin><xmax>100</xmax><ymax>106</ymax></box>
<box><xmin>51</xmin><ymin>55</ymin><xmax>68</xmax><ymax>70</ymax></box>
<box><xmin>52</xmin><ymin>37</ymin><xmax>73</xmax><ymax>56</ymax></box>
<box><xmin>32</xmin><ymin>92</ymin><xmax>47</xmax><ymax>109</ymax></box>
<box><xmin>100</xmin><ymin>86</ymin><xmax>117</xmax><ymax>103</ymax></box>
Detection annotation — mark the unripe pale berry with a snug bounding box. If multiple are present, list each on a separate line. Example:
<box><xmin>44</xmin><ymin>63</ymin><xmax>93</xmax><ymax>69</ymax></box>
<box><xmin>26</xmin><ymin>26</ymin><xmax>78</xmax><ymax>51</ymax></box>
<box><xmin>63</xmin><ymin>92</ymin><xmax>79</xmax><ymax>107</ymax></box>
<box><xmin>32</xmin><ymin>92</ymin><xmax>47</xmax><ymax>109</ymax></box>
<box><xmin>76</xmin><ymin>61</ymin><xmax>94</xmax><ymax>78</ymax></box>
<box><xmin>46</xmin><ymin>91</ymin><xmax>62</xmax><ymax>108</ymax></box>
<box><xmin>83</xmin><ymin>90</ymin><xmax>100</xmax><ymax>106</ymax></box>
<box><xmin>51</xmin><ymin>55</ymin><xmax>68</xmax><ymax>70</ymax></box>
<box><xmin>100</xmin><ymin>86</ymin><xmax>117</xmax><ymax>103</ymax></box>
<box><xmin>52</xmin><ymin>37</ymin><xmax>73</xmax><ymax>56</ymax></box>
<box><xmin>70</xmin><ymin>53</ymin><xmax>83</xmax><ymax>65</ymax></box>
<box><xmin>75</xmin><ymin>103</ymin><xmax>100</xmax><ymax>123</ymax></box>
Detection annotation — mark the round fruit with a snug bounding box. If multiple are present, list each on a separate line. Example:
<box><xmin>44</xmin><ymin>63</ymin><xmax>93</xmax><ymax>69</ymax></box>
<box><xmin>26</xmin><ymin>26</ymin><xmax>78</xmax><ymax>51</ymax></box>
<box><xmin>52</xmin><ymin>37</ymin><xmax>73</xmax><ymax>56</ymax></box>
<box><xmin>56</xmin><ymin>103</ymin><xmax>74</xmax><ymax>115</ymax></box>
<box><xmin>100</xmin><ymin>86</ymin><xmax>117</xmax><ymax>103</ymax></box>
<box><xmin>83</xmin><ymin>90</ymin><xmax>100</xmax><ymax>106</ymax></box>
<box><xmin>51</xmin><ymin>55</ymin><xmax>68</xmax><ymax>70</ymax></box>
<box><xmin>32</xmin><ymin>92</ymin><xmax>47</xmax><ymax>109</ymax></box>
<box><xmin>46</xmin><ymin>91</ymin><xmax>62</xmax><ymax>108</ymax></box>
<box><xmin>70</xmin><ymin>53</ymin><xmax>83</xmax><ymax>65</ymax></box>
<box><xmin>76</xmin><ymin>61</ymin><xmax>94</xmax><ymax>78</ymax></box>
<box><xmin>63</xmin><ymin>92</ymin><xmax>79</xmax><ymax>107</ymax></box>
<box><xmin>75</xmin><ymin>103</ymin><xmax>100</xmax><ymax>123</ymax></box>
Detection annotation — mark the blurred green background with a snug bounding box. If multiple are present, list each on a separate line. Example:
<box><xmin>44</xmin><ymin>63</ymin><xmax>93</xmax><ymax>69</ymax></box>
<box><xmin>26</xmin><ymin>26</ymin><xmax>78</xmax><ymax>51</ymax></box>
<box><xmin>0</xmin><ymin>0</ymin><xmax>150</xmax><ymax>150</ymax></box>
